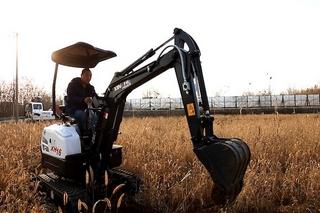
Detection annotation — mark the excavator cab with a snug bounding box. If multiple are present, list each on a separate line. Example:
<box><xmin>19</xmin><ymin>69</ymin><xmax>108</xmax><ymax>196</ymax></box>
<box><xmin>39</xmin><ymin>28</ymin><xmax>250</xmax><ymax>211</ymax></box>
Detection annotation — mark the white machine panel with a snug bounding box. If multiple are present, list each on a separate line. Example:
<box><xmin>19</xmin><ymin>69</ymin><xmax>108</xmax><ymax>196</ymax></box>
<box><xmin>41</xmin><ymin>124</ymin><xmax>81</xmax><ymax>159</ymax></box>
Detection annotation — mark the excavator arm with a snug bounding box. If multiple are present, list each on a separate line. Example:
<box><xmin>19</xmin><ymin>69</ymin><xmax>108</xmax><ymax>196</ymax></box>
<box><xmin>92</xmin><ymin>28</ymin><xmax>251</xmax><ymax>205</ymax></box>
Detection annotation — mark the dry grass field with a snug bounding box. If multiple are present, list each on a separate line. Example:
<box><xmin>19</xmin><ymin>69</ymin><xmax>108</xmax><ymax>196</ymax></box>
<box><xmin>0</xmin><ymin>114</ymin><xmax>320</xmax><ymax>212</ymax></box>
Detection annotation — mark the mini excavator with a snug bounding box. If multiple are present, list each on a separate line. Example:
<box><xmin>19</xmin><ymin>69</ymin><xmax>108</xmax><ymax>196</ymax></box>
<box><xmin>38</xmin><ymin>28</ymin><xmax>251</xmax><ymax>211</ymax></box>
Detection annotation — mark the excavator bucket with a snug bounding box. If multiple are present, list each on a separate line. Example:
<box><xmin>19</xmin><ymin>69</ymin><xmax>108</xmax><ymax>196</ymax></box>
<box><xmin>194</xmin><ymin>138</ymin><xmax>250</xmax><ymax>205</ymax></box>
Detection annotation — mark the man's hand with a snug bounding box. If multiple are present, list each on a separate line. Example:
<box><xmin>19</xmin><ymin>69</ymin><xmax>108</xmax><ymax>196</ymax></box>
<box><xmin>84</xmin><ymin>97</ymin><xmax>93</xmax><ymax>105</ymax></box>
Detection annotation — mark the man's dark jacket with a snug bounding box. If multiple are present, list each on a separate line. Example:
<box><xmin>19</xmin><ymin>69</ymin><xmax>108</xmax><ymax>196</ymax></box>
<box><xmin>66</xmin><ymin>77</ymin><xmax>96</xmax><ymax>114</ymax></box>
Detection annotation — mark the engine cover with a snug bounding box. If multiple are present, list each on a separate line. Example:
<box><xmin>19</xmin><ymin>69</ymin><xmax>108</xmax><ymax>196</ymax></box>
<box><xmin>41</xmin><ymin>124</ymin><xmax>81</xmax><ymax>159</ymax></box>
<box><xmin>40</xmin><ymin>123</ymin><xmax>123</xmax><ymax>179</ymax></box>
<box><xmin>40</xmin><ymin>124</ymin><xmax>85</xmax><ymax>179</ymax></box>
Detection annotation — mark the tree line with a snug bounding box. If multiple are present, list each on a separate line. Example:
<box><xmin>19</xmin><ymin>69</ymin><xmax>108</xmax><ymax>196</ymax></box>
<box><xmin>242</xmin><ymin>84</ymin><xmax>320</xmax><ymax>96</ymax></box>
<box><xmin>285</xmin><ymin>85</ymin><xmax>320</xmax><ymax>95</ymax></box>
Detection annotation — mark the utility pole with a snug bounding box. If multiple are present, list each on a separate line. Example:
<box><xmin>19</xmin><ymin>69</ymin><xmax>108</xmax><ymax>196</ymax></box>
<box><xmin>15</xmin><ymin>32</ymin><xmax>19</xmax><ymax>122</ymax></box>
<box><xmin>266</xmin><ymin>72</ymin><xmax>272</xmax><ymax>95</ymax></box>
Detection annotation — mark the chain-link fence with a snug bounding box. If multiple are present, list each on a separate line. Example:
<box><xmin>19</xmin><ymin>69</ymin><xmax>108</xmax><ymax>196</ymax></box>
<box><xmin>125</xmin><ymin>94</ymin><xmax>320</xmax><ymax>110</ymax></box>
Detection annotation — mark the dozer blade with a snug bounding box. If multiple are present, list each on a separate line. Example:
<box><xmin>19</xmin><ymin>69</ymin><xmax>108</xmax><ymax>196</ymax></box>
<box><xmin>194</xmin><ymin>138</ymin><xmax>250</xmax><ymax>206</ymax></box>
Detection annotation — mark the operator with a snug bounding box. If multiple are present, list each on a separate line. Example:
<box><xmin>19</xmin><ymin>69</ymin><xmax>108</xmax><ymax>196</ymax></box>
<box><xmin>66</xmin><ymin>68</ymin><xmax>96</xmax><ymax>132</ymax></box>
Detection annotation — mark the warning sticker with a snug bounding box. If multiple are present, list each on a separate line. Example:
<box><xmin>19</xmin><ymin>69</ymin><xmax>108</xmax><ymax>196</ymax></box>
<box><xmin>186</xmin><ymin>103</ymin><xmax>195</xmax><ymax>116</ymax></box>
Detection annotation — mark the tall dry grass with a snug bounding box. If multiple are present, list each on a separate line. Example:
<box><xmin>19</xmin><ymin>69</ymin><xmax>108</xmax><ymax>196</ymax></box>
<box><xmin>0</xmin><ymin>114</ymin><xmax>320</xmax><ymax>212</ymax></box>
<box><xmin>0</xmin><ymin>121</ymin><xmax>49</xmax><ymax>212</ymax></box>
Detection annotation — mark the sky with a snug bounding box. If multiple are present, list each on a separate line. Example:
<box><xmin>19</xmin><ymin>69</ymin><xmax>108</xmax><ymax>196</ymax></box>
<box><xmin>0</xmin><ymin>0</ymin><xmax>320</xmax><ymax>99</ymax></box>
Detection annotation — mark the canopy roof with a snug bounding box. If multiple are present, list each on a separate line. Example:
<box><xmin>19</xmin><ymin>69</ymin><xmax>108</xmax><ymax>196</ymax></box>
<box><xmin>51</xmin><ymin>42</ymin><xmax>116</xmax><ymax>68</ymax></box>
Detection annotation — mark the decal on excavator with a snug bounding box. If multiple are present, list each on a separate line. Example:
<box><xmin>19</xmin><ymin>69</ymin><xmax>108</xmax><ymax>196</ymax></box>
<box><xmin>51</xmin><ymin>146</ymin><xmax>62</xmax><ymax>156</ymax></box>
<box><xmin>187</xmin><ymin>103</ymin><xmax>195</xmax><ymax>116</ymax></box>
<box><xmin>113</xmin><ymin>80</ymin><xmax>132</xmax><ymax>91</ymax></box>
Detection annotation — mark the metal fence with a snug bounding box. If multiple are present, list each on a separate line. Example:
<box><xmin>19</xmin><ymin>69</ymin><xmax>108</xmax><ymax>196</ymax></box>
<box><xmin>125</xmin><ymin>94</ymin><xmax>320</xmax><ymax>110</ymax></box>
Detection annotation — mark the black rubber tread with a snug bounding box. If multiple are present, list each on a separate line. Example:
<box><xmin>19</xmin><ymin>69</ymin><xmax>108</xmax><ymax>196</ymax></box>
<box><xmin>108</xmin><ymin>168</ymin><xmax>141</xmax><ymax>195</ymax></box>
<box><xmin>38</xmin><ymin>173</ymin><xmax>87</xmax><ymax>202</ymax></box>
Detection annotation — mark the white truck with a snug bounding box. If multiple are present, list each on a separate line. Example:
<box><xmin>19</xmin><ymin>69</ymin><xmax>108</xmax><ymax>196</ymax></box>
<box><xmin>24</xmin><ymin>102</ymin><xmax>55</xmax><ymax>121</ymax></box>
